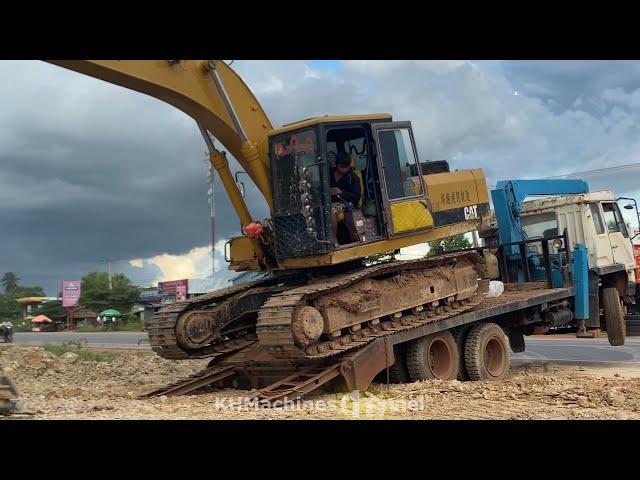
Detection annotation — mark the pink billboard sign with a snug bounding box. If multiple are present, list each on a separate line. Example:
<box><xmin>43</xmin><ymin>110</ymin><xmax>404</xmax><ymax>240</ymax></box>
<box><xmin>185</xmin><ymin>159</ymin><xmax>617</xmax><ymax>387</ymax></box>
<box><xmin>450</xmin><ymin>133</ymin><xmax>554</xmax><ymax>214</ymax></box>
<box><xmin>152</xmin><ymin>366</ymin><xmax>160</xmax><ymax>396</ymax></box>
<box><xmin>62</xmin><ymin>280</ymin><xmax>81</xmax><ymax>307</ymax></box>
<box><xmin>157</xmin><ymin>279</ymin><xmax>189</xmax><ymax>296</ymax></box>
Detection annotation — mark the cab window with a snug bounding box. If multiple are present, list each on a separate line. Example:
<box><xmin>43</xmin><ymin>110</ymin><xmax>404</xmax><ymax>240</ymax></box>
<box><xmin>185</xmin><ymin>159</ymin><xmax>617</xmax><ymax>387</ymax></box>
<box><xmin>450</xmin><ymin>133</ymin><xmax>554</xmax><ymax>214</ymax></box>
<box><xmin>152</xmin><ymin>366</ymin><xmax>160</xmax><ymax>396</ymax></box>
<box><xmin>589</xmin><ymin>203</ymin><xmax>605</xmax><ymax>235</ymax></box>
<box><xmin>271</xmin><ymin>129</ymin><xmax>321</xmax><ymax>213</ymax></box>
<box><xmin>602</xmin><ymin>202</ymin><xmax>629</xmax><ymax>237</ymax></box>
<box><xmin>521</xmin><ymin>212</ymin><xmax>558</xmax><ymax>239</ymax></box>
<box><xmin>377</xmin><ymin>128</ymin><xmax>423</xmax><ymax>200</ymax></box>
<box><xmin>344</xmin><ymin>135</ymin><xmax>367</xmax><ymax>170</ymax></box>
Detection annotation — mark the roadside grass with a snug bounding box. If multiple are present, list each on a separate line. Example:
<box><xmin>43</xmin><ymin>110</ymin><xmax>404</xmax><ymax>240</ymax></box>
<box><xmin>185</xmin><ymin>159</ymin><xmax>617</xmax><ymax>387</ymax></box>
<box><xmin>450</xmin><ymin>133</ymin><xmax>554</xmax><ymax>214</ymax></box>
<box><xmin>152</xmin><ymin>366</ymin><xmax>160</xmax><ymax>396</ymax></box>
<box><xmin>42</xmin><ymin>343</ymin><xmax>116</xmax><ymax>362</ymax></box>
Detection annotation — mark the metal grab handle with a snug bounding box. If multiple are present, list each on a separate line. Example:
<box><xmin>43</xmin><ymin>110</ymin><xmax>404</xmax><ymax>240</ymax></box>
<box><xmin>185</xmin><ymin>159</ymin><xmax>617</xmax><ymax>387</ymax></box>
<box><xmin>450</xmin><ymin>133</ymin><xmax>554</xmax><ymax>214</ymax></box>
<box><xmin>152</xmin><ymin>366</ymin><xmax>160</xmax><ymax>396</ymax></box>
<box><xmin>224</xmin><ymin>241</ymin><xmax>232</xmax><ymax>262</ymax></box>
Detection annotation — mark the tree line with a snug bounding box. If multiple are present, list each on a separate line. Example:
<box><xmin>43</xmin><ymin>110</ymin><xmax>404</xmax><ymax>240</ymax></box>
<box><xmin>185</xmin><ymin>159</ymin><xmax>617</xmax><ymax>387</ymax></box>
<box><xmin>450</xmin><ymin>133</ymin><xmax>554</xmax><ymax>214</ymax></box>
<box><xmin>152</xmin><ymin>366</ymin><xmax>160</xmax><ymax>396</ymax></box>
<box><xmin>0</xmin><ymin>271</ymin><xmax>140</xmax><ymax>323</ymax></box>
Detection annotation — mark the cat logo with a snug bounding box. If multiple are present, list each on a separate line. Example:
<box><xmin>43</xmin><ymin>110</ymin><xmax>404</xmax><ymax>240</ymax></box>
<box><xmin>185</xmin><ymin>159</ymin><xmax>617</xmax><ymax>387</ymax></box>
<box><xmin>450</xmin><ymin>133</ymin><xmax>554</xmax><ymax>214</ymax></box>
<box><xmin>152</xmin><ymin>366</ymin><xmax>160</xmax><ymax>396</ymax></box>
<box><xmin>464</xmin><ymin>205</ymin><xmax>479</xmax><ymax>220</ymax></box>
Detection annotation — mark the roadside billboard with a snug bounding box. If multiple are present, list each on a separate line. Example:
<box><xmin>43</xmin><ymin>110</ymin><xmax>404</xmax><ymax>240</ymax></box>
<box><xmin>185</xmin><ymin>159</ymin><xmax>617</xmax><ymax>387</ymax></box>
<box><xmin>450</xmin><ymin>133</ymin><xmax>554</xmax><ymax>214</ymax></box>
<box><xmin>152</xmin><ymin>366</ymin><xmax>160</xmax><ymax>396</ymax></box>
<box><xmin>62</xmin><ymin>280</ymin><xmax>81</xmax><ymax>307</ymax></box>
<box><xmin>157</xmin><ymin>279</ymin><xmax>189</xmax><ymax>301</ymax></box>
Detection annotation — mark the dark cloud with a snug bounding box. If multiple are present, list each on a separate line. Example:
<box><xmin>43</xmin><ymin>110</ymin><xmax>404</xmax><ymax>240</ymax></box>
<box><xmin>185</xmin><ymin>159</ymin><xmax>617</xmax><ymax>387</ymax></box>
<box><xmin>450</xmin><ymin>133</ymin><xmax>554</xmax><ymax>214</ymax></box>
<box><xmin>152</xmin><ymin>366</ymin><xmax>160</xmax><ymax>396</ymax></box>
<box><xmin>0</xmin><ymin>62</ymin><xmax>265</xmax><ymax>294</ymax></box>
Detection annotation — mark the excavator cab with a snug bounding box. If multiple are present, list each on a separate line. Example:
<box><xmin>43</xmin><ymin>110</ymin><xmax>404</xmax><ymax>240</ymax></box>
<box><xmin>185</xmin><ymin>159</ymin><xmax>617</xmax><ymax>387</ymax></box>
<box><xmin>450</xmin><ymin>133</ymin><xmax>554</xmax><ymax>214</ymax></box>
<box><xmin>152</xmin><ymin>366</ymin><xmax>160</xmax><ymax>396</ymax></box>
<box><xmin>268</xmin><ymin>115</ymin><xmax>438</xmax><ymax>261</ymax></box>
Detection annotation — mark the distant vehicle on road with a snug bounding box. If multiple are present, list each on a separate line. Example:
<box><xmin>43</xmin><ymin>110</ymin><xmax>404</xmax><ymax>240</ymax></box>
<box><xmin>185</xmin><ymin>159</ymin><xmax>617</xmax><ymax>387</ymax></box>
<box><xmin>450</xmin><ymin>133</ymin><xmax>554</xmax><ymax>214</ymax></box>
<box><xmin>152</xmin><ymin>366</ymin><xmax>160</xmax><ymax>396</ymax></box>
<box><xmin>1</xmin><ymin>321</ymin><xmax>14</xmax><ymax>343</ymax></box>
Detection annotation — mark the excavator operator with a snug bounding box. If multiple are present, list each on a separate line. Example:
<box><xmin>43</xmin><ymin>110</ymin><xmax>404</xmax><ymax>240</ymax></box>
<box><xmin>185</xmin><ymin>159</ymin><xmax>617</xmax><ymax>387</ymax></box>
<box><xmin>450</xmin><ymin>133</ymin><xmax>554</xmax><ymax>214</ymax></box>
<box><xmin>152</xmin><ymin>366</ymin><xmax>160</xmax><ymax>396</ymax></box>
<box><xmin>330</xmin><ymin>151</ymin><xmax>361</xmax><ymax>247</ymax></box>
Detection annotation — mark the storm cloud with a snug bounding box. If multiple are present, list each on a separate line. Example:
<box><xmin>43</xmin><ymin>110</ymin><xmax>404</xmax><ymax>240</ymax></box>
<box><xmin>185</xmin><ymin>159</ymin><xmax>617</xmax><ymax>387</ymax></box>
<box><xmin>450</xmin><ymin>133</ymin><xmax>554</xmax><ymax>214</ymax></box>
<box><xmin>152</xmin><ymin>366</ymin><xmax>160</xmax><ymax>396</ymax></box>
<box><xmin>1</xmin><ymin>60</ymin><xmax>640</xmax><ymax>295</ymax></box>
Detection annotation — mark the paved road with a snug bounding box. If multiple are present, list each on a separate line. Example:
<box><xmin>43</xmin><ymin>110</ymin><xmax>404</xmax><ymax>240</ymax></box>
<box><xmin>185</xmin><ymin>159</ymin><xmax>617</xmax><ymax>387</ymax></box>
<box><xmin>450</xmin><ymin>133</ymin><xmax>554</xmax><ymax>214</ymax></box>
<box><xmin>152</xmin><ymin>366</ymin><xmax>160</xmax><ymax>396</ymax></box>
<box><xmin>12</xmin><ymin>332</ymin><xmax>151</xmax><ymax>350</ymax></box>
<box><xmin>512</xmin><ymin>335</ymin><xmax>640</xmax><ymax>368</ymax></box>
<box><xmin>8</xmin><ymin>331</ymin><xmax>640</xmax><ymax>368</ymax></box>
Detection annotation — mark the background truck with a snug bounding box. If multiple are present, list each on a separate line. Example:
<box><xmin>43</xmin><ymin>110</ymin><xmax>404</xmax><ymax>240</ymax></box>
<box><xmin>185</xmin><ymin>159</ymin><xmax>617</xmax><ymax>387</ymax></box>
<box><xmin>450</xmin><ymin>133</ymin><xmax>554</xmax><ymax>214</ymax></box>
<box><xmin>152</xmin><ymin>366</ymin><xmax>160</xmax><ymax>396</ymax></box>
<box><xmin>481</xmin><ymin>179</ymin><xmax>640</xmax><ymax>343</ymax></box>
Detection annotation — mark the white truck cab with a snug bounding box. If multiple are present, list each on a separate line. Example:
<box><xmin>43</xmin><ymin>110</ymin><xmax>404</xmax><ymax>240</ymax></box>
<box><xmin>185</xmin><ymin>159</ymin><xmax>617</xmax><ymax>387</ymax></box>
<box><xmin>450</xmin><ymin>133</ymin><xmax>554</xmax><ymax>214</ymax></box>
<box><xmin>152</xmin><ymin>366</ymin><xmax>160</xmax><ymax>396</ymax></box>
<box><xmin>520</xmin><ymin>191</ymin><xmax>638</xmax><ymax>301</ymax></box>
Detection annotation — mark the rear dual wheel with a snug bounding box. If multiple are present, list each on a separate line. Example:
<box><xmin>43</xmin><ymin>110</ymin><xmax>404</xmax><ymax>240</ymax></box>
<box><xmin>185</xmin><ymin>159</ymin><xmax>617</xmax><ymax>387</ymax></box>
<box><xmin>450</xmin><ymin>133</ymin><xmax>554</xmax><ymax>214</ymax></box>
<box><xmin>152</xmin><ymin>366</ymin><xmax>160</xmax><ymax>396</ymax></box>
<box><xmin>464</xmin><ymin>323</ymin><xmax>510</xmax><ymax>381</ymax></box>
<box><xmin>406</xmin><ymin>331</ymin><xmax>459</xmax><ymax>381</ymax></box>
<box><xmin>403</xmin><ymin>322</ymin><xmax>511</xmax><ymax>382</ymax></box>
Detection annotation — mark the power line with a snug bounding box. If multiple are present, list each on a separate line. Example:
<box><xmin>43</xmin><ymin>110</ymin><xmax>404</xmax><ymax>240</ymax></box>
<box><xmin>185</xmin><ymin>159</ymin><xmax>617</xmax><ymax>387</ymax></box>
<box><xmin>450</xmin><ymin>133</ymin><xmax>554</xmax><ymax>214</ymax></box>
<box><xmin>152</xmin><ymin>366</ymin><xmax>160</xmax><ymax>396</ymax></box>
<box><xmin>547</xmin><ymin>161</ymin><xmax>640</xmax><ymax>179</ymax></box>
<box><xmin>487</xmin><ymin>161</ymin><xmax>640</xmax><ymax>189</ymax></box>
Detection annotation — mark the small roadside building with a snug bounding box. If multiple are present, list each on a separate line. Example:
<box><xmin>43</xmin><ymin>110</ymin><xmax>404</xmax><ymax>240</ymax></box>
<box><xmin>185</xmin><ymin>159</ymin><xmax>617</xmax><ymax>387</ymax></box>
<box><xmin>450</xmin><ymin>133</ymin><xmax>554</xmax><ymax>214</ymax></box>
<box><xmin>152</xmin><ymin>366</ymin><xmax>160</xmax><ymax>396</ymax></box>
<box><xmin>72</xmin><ymin>306</ymin><xmax>98</xmax><ymax>327</ymax></box>
<box><xmin>16</xmin><ymin>297</ymin><xmax>44</xmax><ymax>320</ymax></box>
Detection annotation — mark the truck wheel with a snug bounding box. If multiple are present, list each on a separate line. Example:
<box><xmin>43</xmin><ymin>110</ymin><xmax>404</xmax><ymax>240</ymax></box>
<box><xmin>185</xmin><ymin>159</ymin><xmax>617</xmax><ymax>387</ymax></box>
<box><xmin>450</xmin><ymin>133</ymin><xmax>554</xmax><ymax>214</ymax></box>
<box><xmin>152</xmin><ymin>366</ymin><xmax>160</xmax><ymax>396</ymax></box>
<box><xmin>406</xmin><ymin>331</ymin><xmax>459</xmax><ymax>381</ymax></box>
<box><xmin>603</xmin><ymin>287</ymin><xmax>625</xmax><ymax>346</ymax></box>
<box><xmin>464</xmin><ymin>322</ymin><xmax>510</xmax><ymax>381</ymax></box>
<box><xmin>388</xmin><ymin>344</ymin><xmax>410</xmax><ymax>383</ymax></box>
<box><xmin>452</xmin><ymin>326</ymin><xmax>472</xmax><ymax>381</ymax></box>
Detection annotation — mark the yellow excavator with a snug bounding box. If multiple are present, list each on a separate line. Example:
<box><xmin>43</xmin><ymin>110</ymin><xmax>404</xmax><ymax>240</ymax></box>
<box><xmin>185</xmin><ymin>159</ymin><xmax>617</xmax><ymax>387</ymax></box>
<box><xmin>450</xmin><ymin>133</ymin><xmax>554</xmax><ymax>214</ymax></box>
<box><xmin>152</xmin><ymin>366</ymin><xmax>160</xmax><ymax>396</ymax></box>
<box><xmin>47</xmin><ymin>60</ymin><xmax>491</xmax><ymax>374</ymax></box>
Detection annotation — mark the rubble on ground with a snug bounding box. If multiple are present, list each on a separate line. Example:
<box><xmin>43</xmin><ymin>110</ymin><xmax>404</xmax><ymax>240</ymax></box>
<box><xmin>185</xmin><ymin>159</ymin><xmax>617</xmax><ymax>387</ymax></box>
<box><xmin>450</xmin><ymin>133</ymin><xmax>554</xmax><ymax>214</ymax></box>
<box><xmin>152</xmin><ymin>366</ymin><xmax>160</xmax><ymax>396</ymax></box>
<box><xmin>1</xmin><ymin>345</ymin><xmax>639</xmax><ymax>419</ymax></box>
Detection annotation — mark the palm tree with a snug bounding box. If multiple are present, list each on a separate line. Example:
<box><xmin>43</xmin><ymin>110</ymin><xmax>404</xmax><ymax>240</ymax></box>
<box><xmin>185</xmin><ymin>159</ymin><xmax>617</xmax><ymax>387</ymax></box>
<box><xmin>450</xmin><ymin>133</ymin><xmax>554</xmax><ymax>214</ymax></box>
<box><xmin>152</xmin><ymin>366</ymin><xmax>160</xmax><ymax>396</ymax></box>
<box><xmin>2</xmin><ymin>272</ymin><xmax>20</xmax><ymax>294</ymax></box>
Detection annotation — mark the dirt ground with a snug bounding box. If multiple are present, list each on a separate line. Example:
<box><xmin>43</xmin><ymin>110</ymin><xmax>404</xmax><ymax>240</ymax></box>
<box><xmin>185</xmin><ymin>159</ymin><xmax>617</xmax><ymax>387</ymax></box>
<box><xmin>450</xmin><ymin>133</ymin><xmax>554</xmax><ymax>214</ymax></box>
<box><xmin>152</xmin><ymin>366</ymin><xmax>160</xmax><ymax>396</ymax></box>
<box><xmin>2</xmin><ymin>344</ymin><xmax>640</xmax><ymax>420</ymax></box>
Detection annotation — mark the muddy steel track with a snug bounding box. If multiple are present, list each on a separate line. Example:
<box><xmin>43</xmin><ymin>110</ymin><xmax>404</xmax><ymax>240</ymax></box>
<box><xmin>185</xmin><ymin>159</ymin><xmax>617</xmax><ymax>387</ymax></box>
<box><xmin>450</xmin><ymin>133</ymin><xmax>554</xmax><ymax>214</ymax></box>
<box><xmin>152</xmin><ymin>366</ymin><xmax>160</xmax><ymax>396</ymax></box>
<box><xmin>148</xmin><ymin>280</ymin><xmax>277</xmax><ymax>359</ymax></box>
<box><xmin>149</xmin><ymin>251</ymin><xmax>484</xmax><ymax>361</ymax></box>
<box><xmin>258</xmin><ymin>251</ymin><xmax>484</xmax><ymax>359</ymax></box>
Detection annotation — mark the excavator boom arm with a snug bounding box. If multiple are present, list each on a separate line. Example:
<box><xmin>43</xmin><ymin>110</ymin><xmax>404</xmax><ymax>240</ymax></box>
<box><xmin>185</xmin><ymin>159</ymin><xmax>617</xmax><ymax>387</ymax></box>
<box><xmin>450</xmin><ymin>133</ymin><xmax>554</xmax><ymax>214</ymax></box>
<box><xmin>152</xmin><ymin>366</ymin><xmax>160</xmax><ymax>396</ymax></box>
<box><xmin>48</xmin><ymin>60</ymin><xmax>274</xmax><ymax>210</ymax></box>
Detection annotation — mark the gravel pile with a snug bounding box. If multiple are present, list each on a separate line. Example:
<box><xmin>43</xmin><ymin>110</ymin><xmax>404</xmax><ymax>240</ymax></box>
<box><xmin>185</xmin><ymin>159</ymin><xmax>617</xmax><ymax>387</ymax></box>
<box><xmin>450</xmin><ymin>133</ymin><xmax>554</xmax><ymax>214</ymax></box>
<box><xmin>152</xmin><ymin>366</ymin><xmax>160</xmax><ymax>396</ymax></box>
<box><xmin>2</xmin><ymin>345</ymin><xmax>639</xmax><ymax>419</ymax></box>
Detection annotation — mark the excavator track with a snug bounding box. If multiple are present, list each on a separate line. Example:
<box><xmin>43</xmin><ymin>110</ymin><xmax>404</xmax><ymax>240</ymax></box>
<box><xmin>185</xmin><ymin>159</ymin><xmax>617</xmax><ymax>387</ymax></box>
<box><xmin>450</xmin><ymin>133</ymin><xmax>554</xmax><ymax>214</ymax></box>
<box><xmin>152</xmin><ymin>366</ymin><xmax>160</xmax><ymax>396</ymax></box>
<box><xmin>143</xmin><ymin>282</ymin><xmax>485</xmax><ymax>402</ymax></box>
<box><xmin>147</xmin><ymin>252</ymin><xmax>485</xmax><ymax>361</ymax></box>
<box><xmin>147</xmin><ymin>278</ymin><xmax>283</xmax><ymax>359</ymax></box>
<box><xmin>257</xmin><ymin>251</ymin><xmax>486</xmax><ymax>359</ymax></box>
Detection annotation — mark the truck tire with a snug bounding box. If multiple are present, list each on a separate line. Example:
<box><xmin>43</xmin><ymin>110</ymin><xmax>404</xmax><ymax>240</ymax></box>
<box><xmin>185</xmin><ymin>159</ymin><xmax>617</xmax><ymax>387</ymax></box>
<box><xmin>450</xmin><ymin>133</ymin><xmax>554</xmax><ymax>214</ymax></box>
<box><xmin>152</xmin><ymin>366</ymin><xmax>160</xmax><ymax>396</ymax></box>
<box><xmin>452</xmin><ymin>326</ymin><xmax>472</xmax><ymax>381</ymax></box>
<box><xmin>388</xmin><ymin>344</ymin><xmax>410</xmax><ymax>384</ymax></box>
<box><xmin>406</xmin><ymin>331</ymin><xmax>459</xmax><ymax>381</ymax></box>
<box><xmin>464</xmin><ymin>322</ymin><xmax>510</xmax><ymax>381</ymax></box>
<box><xmin>603</xmin><ymin>287</ymin><xmax>625</xmax><ymax>346</ymax></box>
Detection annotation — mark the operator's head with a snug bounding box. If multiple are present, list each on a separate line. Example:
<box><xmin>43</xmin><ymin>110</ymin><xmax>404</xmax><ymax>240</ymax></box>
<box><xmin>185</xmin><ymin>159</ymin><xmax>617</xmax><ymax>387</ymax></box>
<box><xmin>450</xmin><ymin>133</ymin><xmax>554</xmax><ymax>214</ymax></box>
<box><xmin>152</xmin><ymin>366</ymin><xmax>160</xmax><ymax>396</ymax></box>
<box><xmin>336</xmin><ymin>151</ymin><xmax>351</xmax><ymax>171</ymax></box>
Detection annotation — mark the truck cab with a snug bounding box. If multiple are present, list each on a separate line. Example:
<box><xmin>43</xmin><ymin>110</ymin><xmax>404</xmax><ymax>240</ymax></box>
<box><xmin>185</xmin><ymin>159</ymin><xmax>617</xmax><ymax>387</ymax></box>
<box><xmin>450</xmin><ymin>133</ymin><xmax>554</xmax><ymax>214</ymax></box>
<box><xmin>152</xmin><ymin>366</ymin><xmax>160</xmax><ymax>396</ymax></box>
<box><xmin>519</xmin><ymin>191</ymin><xmax>637</xmax><ymax>301</ymax></box>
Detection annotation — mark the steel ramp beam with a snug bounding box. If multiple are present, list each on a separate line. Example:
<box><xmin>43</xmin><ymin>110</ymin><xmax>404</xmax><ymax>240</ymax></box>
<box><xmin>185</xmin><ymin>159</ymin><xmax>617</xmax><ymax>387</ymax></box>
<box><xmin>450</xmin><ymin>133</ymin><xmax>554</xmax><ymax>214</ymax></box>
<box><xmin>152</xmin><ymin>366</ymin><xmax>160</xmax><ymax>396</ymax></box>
<box><xmin>141</xmin><ymin>365</ymin><xmax>237</xmax><ymax>398</ymax></box>
<box><xmin>249</xmin><ymin>364</ymin><xmax>342</xmax><ymax>405</ymax></box>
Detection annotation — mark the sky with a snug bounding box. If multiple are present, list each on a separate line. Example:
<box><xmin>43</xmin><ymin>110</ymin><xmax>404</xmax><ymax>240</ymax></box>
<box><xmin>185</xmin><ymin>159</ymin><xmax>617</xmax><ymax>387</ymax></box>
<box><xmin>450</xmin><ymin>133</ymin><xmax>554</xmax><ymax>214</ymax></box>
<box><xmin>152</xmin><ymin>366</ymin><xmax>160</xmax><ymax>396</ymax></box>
<box><xmin>1</xmin><ymin>60</ymin><xmax>640</xmax><ymax>296</ymax></box>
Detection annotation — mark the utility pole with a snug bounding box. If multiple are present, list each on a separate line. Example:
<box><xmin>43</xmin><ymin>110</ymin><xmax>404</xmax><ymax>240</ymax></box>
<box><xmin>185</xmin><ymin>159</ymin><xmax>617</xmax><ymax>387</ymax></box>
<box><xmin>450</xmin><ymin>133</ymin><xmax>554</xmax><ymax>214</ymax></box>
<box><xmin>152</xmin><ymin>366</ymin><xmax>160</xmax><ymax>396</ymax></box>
<box><xmin>106</xmin><ymin>259</ymin><xmax>113</xmax><ymax>290</ymax></box>
<box><xmin>208</xmin><ymin>159</ymin><xmax>216</xmax><ymax>277</ymax></box>
<box><xmin>197</xmin><ymin>122</ymin><xmax>216</xmax><ymax>278</ymax></box>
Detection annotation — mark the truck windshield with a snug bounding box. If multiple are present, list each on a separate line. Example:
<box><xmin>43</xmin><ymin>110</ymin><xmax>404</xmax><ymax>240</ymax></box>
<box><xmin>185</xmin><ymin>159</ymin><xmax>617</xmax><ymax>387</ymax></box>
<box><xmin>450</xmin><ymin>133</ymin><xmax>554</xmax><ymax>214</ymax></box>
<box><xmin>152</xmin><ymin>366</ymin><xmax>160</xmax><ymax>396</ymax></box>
<box><xmin>521</xmin><ymin>212</ymin><xmax>558</xmax><ymax>239</ymax></box>
<box><xmin>271</xmin><ymin>129</ymin><xmax>322</xmax><ymax>214</ymax></box>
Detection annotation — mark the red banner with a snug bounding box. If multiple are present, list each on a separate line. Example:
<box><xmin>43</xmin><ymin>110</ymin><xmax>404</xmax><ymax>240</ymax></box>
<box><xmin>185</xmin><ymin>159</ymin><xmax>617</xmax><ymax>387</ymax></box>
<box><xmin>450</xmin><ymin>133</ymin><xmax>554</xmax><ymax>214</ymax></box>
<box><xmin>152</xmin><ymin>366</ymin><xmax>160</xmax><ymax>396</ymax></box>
<box><xmin>157</xmin><ymin>279</ymin><xmax>189</xmax><ymax>297</ymax></box>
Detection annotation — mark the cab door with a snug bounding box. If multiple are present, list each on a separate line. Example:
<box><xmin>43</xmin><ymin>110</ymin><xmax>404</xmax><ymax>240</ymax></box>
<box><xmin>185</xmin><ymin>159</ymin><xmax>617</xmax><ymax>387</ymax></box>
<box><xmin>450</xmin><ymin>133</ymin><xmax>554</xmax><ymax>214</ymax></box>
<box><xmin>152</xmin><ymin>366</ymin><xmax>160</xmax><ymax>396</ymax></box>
<box><xmin>602</xmin><ymin>201</ymin><xmax>636</xmax><ymax>271</ymax></box>
<box><xmin>586</xmin><ymin>202</ymin><xmax>615</xmax><ymax>268</ymax></box>
<box><xmin>371</xmin><ymin>122</ymin><xmax>434</xmax><ymax>237</ymax></box>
